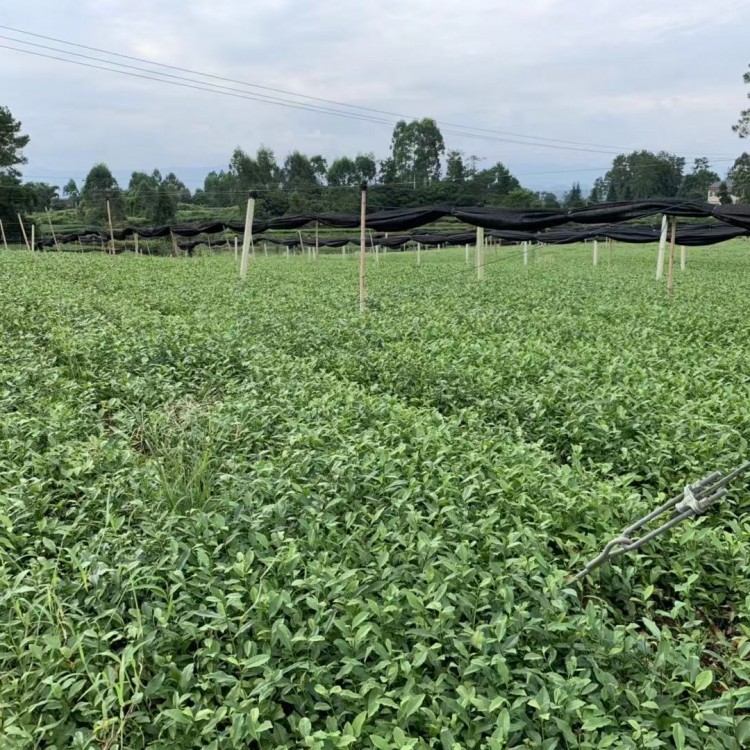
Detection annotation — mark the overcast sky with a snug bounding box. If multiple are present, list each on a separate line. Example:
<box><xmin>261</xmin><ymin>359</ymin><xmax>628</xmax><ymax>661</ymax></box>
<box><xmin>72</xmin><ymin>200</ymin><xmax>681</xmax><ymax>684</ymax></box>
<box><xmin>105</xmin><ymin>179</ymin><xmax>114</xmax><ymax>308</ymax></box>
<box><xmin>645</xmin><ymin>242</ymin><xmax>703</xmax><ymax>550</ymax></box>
<box><xmin>1</xmin><ymin>0</ymin><xmax>748</xmax><ymax>194</ymax></box>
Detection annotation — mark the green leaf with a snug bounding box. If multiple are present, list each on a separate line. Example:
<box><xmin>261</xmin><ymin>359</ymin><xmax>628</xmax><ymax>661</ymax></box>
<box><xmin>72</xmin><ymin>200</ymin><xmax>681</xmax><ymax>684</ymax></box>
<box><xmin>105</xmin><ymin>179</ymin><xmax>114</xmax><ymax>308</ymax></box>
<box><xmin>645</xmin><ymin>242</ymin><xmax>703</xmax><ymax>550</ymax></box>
<box><xmin>672</xmin><ymin>722</ymin><xmax>685</xmax><ymax>750</ymax></box>
<box><xmin>398</xmin><ymin>693</ymin><xmax>425</xmax><ymax>720</ymax></box>
<box><xmin>244</xmin><ymin>654</ymin><xmax>270</xmax><ymax>670</ymax></box>
<box><xmin>695</xmin><ymin>670</ymin><xmax>714</xmax><ymax>692</ymax></box>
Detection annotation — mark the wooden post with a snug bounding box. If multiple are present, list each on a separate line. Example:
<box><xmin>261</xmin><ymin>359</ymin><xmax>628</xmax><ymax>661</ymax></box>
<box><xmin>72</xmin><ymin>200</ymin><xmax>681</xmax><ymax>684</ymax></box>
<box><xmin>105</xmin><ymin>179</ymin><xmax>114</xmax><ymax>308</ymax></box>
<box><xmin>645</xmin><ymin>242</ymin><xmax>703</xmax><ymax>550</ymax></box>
<box><xmin>656</xmin><ymin>214</ymin><xmax>668</xmax><ymax>280</ymax></box>
<box><xmin>524</xmin><ymin>241</ymin><xmax>529</xmax><ymax>266</ymax></box>
<box><xmin>234</xmin><ymin>236</ymin><xmax>238</xmax><ymax>261</ymax></box>
<box><xmin>667</xmin><ymin>218</ymin><xmax>677</xmax><ymax>297</ymax></box>
<box><xmin>106</xmin><ymin>200</ymin><xmax>115</xmax><ymax>255</ymax></box>
<box><xmin>465</xmin><ymin>243</ymin><xmax>469</xmax><ymax>266</ymax></box>
<box><xmin>45</xmin><ymin>208</ymin><xmax>60</xmax><ymax>251</ymax></box>
<box><xmin>608</xmin><ymin>238</ymin><xmax>613</xmax><ymax>266</ymax></box>
<box><xmin>342</xmin><ymin>244</ymin><xmax>346</xmax><ymax>257</ymax></box>
<box><xmin>417</xmin><ymin>242</ymin><xmax>421</xmax><ymax>265</ymax></box>
<box><xmin>359</xmin><ymin>182</ymin><xmax>367</xmax><ymax>313</ymax></box>
<box><xmin>476</xmin><ymin>226</ymin><xmax>484</xmax><ymax>280</ymax></box>
<box><xmin>263</xmin><ymin>242</ymin><xmax>268</xmax><ymax>257</ymax></box>
<box><xmin>240</xmin><ymin>193</ymin><xmax>255</xmax><ymax>279</ymax></box>
<box><xmin>593</xmin><ymin>239</ymin><xmax>599</xmax><ymax>266</ymax></box>
<box><xmin>315</xmin><ymin>221</ymin><xmax>319</xmax><ymax>260</ymax></box>
<box><xmin>31</xmin><ymin>224</ymin><xmax>35</xmax><ymax>252</ymax></box>
<box><xmin>0</xmin><ymin>219</ymin><xmax>7</xmax><ymax>251</ymax></box>
<box><xmin>170</xmin><ymin>230</ymin><xmax>179</xmax><ymax>257</ymax></box>
<box><xmin>17</xmin><ymin>214</ymin><xmax>30</xmax><ymax>251</ymax></box>
<box><xmin>286</xmin><ymin>243</ymin><xmax>290</xmax><ymax>258</ymax></box>
<box><xmin>680</xmin><ymin>245</ymin><xmax>686</xmax><ymax>271</ymax></box>
<box><xmin>134</xmin><ymin>232</ymin><xmax>140</xmax><ymax>255</ymax></box>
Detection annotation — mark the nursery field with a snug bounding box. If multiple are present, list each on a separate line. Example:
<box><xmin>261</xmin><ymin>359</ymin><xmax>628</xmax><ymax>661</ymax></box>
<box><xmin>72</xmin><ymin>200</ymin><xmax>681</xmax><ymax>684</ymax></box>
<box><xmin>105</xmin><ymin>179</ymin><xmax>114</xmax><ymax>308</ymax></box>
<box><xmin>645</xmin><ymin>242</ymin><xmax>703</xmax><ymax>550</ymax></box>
<box><xmin>1</xmin><ymin>242</ymin><xmax>750</xmax><ymax>749</ymax></box>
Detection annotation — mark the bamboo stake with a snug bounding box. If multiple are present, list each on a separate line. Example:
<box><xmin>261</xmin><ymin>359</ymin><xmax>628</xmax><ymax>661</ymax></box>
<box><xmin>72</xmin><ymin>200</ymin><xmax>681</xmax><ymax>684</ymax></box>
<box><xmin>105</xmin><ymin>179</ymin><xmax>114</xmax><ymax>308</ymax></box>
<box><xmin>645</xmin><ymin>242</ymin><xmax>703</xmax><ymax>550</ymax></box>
<box><xmin>135</xmin><ymin>232</ymin><xmax>140</xmax><ymax>255</ymax></box>
<box><xmin>263</xmin><ymin>242</ymin><xmax>268</xmax><ymax>257</ymax></box>
<box><xmin>667</xmin><ymin>218</ymin><xmax>677</xmax><ymax>298</ymax></box>
<box><xmin>465</xmin><ymin>243</ymin><xmax>469</xmax><ymax>266</ymax></box>
<box><xmin>170</xmin><ymin>230</ymin><xmax>179</xmax><ymax>257</ymax></box>
<box><xmin>240</xmin><ymin>193</ymin><xmax>255</xmax><ymax>279</ymax></box>
<box><xmin>31</xmin><ymin>223</ymin><xmax>35</xmax><ymax>252</ymax></box>
<box><xmin>297</xmin><ymin>230</ymin><xmax>305</xmax><ymax>258</ymax></box>
<box><xmin>680</xmin><ymin>245</ymin><xmax>686</xmax><ymax>271</ymax></box>
<box><xmin>476</xmin><ymin>226</ymin><xmax>484</xmax><ymax>280</ymax></box>
<box><xmin>17</xmin><ymin>213</ymin><xmax>30</xmax><ymax>251</ymax></box>
<box><xmin>416</xmin><ymin>242</ymin><xmax>421</xmax><ymax>265</ymax></box>
<box><xmin>656</xmin><ymin>214</ymin><xmax>668</xmax><ymax>279</ymax></box>
<box><xmin>0</xmin><ymin>219</ymin><xmax>7</xmax><ymax>251</ymax></box>
<box><xmin>315</xmin><ymin>221</ymin><xmax>319</xmax><ymax>260</ymax></box>
<box><xmin>368</xmin><ymin>229</ymin><xmax>378</xmax><ymax>264</ymax></box>
<box><xmin>45</xmin><ymin>208</ymin><xmax>60</xmax><ymax>251</ymax></box>
<box><xmin>234</xmin><ymin>236</ymin><xmax>238</xmax><ymax>262</ymax></box>
<box><xmin>593</xmin><ymin>239</ymin><xmax>599</xmax><ymax>266</ymax></box>
<box><xmin>524</xmin><ymin>241</ymin><xmax>529</xmax><ymax>266</ymax></box>
<box><xmin>359</xmin><ymin>182</ymin><xmax>367</xmax><ymax>313</ymax></box>
<box><xmin>106</xmin><ymin>200</ymin><xmax>115</xmax><ymax>255</ymax></box>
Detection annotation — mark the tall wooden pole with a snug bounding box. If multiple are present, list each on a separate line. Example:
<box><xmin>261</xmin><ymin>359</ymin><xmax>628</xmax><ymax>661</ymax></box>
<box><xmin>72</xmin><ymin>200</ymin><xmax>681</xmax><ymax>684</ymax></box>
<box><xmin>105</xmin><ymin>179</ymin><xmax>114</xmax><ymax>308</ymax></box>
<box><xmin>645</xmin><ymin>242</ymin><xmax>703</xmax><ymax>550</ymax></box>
<box><xmin>359</xmin><ymin>182</ymin><xmax>367</xmax><ymax>313</ymax></box>
<box><xmin>656</xmin><ymin>214</ymin><xmax>668</xmax><ymax>280</ymax></box>
<box><xmin>106</xmin><ymin>200</ymin><xmax>115</xmax><ymax>255</ymax></box>
<box><xmin>667</xmin><ymin>218</ymin><xmax>677</xmax><ymax>297</ymax></box>
<box><xmin>17</xmin><ymin>214</ymin><xmax>30</xmax><ymax>251</ymax></box>
<box><xmin>476</xmin><ymin>226</ymin><xmax>484</xmax><ymax>280</ymax></box>
<box><xmin>240</xmin><ymin>193</ymin><xmax>255</xmax><ymax>279</ymax></box>
<box><xmin>0</xmin><ymin>219</ymin><xmax>7</xmax><ymax>251</ymax></box>
<box><xmin>680</xmin><ymin>245</ymin><xmax>686</xmax><ymax>271</ymax></box>
<box><xmin>45</xmin><ymin>208</ymin><xmax>60</xmax><ymax>251</ymax></box>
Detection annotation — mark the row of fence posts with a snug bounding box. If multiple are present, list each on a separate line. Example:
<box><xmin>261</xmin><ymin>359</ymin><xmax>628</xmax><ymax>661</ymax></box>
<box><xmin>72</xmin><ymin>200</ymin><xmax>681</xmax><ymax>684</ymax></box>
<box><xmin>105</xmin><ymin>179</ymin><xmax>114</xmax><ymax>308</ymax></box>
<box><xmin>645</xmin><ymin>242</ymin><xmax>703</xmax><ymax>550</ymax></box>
<box><xmin>7</xmin><ymin>190</ymin><xmax>690</xmax><ymax>306</ymax></box>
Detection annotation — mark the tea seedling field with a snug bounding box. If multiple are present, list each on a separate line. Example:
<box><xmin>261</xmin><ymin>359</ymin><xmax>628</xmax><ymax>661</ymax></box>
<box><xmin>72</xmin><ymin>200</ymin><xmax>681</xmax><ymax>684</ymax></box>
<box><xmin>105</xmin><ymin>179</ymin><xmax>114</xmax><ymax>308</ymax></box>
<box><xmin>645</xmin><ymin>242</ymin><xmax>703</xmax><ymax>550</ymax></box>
<box><xmin>1</xmin><ymin>243</ymin><xmax>749</xmax><ymax>748</ymax></box>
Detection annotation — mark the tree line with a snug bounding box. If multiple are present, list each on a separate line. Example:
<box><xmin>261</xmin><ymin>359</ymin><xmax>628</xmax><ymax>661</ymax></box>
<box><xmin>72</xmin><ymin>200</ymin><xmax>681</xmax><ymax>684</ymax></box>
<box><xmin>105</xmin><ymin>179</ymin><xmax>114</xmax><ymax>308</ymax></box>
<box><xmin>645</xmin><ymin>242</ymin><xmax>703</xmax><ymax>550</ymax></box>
<box><xmin>2</xmin><ymin>105</ymin><xmax>749</xmax><ymax>240</ymax></box>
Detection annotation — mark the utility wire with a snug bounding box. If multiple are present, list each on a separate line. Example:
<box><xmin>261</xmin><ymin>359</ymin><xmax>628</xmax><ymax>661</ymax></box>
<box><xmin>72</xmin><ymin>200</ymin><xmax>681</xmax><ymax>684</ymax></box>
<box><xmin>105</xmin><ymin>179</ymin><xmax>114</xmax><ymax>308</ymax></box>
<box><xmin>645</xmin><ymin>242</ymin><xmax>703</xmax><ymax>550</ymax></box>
<box><xmin>0</xmin><ymin>38</ymin><xmax>687</xmax><ymax>157</ymax></box>
<box><xmin>0</xmin><ymin>23</ymin><xmax>693</xmax><ymax>155</ymax></box>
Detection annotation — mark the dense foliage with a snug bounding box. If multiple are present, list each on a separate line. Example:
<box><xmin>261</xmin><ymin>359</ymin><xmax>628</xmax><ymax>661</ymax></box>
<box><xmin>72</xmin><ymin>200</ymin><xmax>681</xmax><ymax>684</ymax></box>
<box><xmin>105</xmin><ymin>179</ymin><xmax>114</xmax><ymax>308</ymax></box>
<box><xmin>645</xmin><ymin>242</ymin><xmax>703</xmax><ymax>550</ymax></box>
<box><xmin>1</xmin><ymin>242</ymin><xmax>749</xmax><ymax>748</ymax></box>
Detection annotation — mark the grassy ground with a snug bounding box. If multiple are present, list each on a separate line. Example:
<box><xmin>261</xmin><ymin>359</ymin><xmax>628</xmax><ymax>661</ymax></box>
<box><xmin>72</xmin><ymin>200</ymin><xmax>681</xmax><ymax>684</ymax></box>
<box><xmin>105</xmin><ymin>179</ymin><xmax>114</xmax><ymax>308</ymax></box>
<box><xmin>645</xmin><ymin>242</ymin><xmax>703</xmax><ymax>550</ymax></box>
<box><xmin>1</xmin><ymin>241</ymin><xmax>749</xmax><ymax>748</ymax></box>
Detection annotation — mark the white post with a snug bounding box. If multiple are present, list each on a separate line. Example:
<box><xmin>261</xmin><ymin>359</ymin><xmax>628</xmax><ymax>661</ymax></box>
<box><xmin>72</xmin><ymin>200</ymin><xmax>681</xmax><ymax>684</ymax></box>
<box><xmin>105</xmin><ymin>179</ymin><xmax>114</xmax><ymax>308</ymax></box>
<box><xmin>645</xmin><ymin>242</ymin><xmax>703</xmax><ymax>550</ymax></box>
<box><xmin>315</xmin><ymin>221</ymin><xmax>319</xmax><ymax>260</ymax></box>
<box><xmin>417</xmin><ymin>242</ymin><xmax>421</xmax><ymax>265</ymax></box>
<box><xmin>524</xmin><ymin>241</ymin><xmax>529</xmax><ymax>266</ymax></box>
<box><xmin>106</xmin><ymin>200</ymin><xmax>115</xmax><ymax>255</ymax></box>
<box><xmin>263</xmin><ymin>242</ymin><xmax>268</xmax><ymax>257</ymax></box>
<box><xmin>0</xmin><ymin>219</ymin><xmax>7</xmax><ymax>251</ymax></box>
<box><xmin>298</xmin><ymin>230</ymin><xmax>305</xmax><ymax>258</ymax></box>
<box><xmin>359</xmin><ymin>182</ymin><xmax>367</xmax><ymax>312</ymax></box>
<box><xmin>135</xmin><ymin>232</ymin><xmax>140</xmax><ymax>255</ymax></box>
<box><xmin>240</xmin><ymin>193</ymin><xmax>255</xmax><ymax>280</ymax></box>
<box><xmin>286</xmin><ymin>244</ymin><xmax>290</xmax><ymax>258</ymax></box>
<box><xmin>465</xmin><ymin>243</ymin><xmax>469</xmax><ymax>266</ymax></box>
<box><xmin>342</xmin><ymin>244</ymin><xmax>345</xmax><ymax>257</ymax></box>
<box><xmin>234</xmin><ymin>236</ymin><xmax>238</xmax><ymax>261</ymax></box>
<box><xmin>31</xmin><ymin>223</ymin><xmax>35</xmax><ymax>252</ymax></box>
<box><xmin>667</xmin><ymin>218</ymin><xmax>677</xmax><ymax>297</ymax></box>
<box><xmin>656</xmin><ymin>214</ymin><xmax>668</xmax><ymax>280</ymax></box>
<box><xmin>476</xmin><ymin>226</ymin><xmax>484</xmax><ymax>280</ymax></box>
<box><xmin>593</xmin><ymin>239</ymin><xmax>599</xmax><ymax>266</ymax></box>
<box><xmin>680</xmin><ymin>245</ymin><xmax>686</xmax><ymax>271</ymax></box>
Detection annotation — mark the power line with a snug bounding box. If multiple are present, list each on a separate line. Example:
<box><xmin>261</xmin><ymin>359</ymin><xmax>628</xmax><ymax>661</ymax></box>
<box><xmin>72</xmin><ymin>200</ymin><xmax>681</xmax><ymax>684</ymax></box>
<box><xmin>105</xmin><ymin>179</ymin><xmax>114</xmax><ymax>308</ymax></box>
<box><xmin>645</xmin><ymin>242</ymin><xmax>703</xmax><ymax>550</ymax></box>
<box><xmin>0</xmin><ymin>23</ymin><xmax>662</xmax><ymax>154</ymax></box>
<box><xmin>0</xmin><ymin>34</ymin><xmax>712</xmax><ymax>159</ymax></box>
